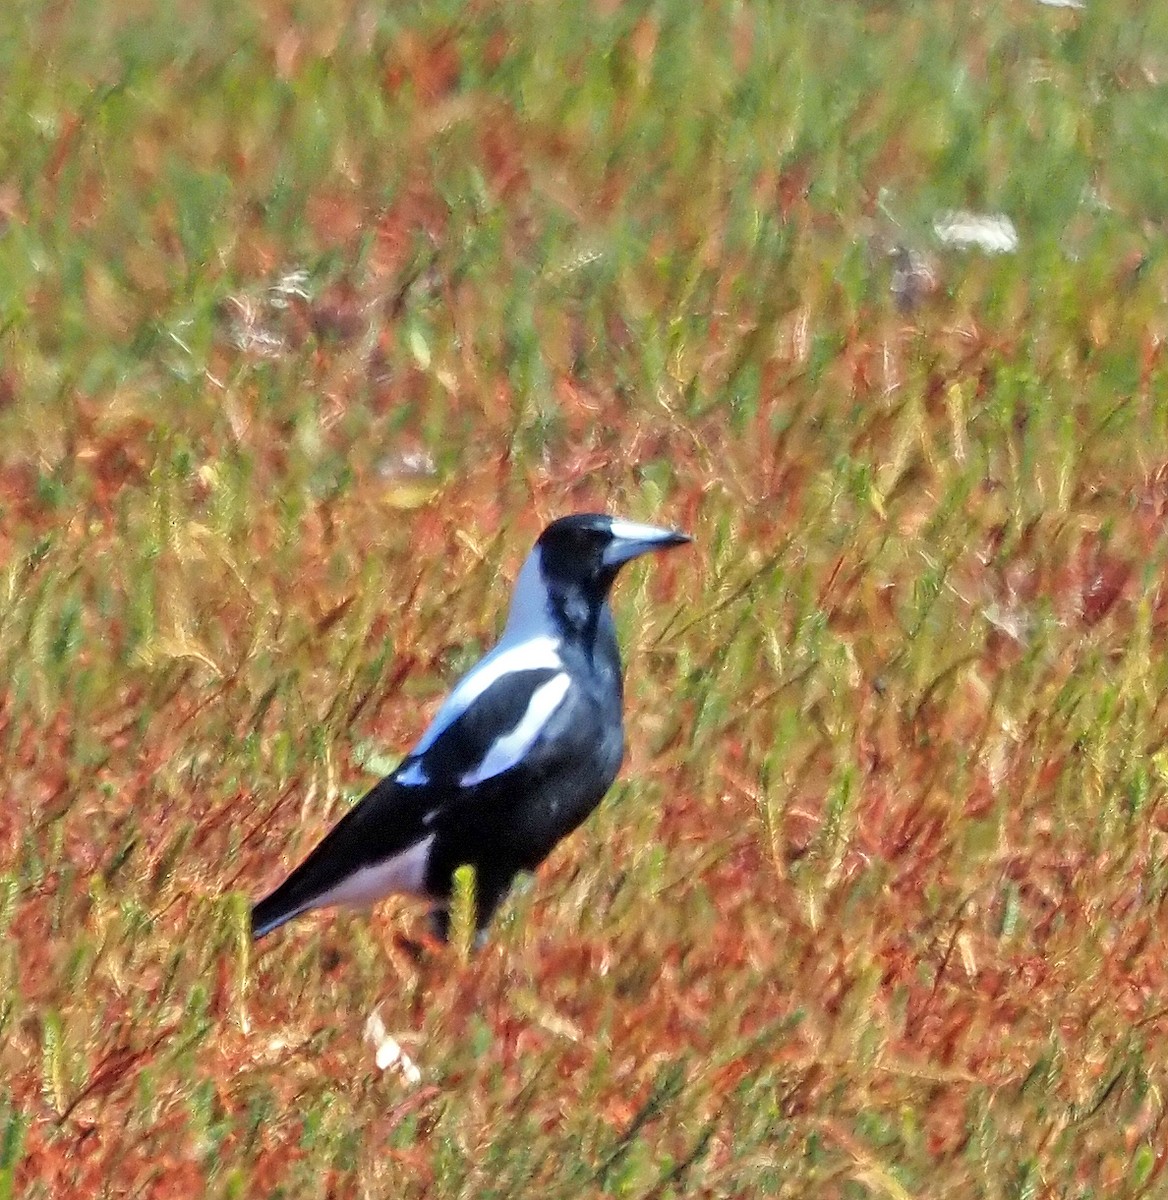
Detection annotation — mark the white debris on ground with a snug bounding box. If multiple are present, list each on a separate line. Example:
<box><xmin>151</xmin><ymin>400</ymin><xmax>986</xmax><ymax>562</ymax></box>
<box><xmin>376</xmin><ymin>449</ymin><xmax>438</xmax><ymax>480</ymax></box>
<box><xmin>364</xmin><ymin>1008</ymin><xmax>423</xmax><ymax>1084</ymax></box>
<box><xmin>220</xmin><ymin>266</ymin><xmax>314</xmax><ymax>357</ymax></box>
<box><xmin>268</xmin><ymin>268</ymin><xmax>312</xmax><ymax>307</ymax></box>
<box><xmin>933</xmin><ymin>211</ymin><xmax>1020</xmax><ymax>254</ymax></box>
<box><xmin>982</xmin><ymin>601</ymin><xmax>1034</xmax><ymax>645</ymax></box>
<box><xmin>1036</xmin><ymin>0</ymin><xmax>1083</xmax><ymax>8</ymax></box>
<box><xmin>225</xmin><ymin>295</ymin><xmax>287</xmax><ymax>357</ymax></box>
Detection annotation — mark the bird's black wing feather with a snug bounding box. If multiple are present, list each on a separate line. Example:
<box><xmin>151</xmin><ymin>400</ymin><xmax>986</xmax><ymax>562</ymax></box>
<box><xmin>251</xmin><ymin>667</ymin><xmax>591</xmax><ymax>939</ymax></box>
<box><xmin>410</xmin><ymin>667</ymin><xmax>566</xmax><ymax>783</ymax></box>
<box><xmin>423</xmin><ymin>670</ymin><xmax>623</xmax><ymax>872</ymax></box>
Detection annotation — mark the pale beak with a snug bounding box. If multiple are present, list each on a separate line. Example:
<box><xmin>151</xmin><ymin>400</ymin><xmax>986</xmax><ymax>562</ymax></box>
<box><xmin>601</xmin><ymin>520</ymin><xmax>692</xmax><ymax>568</ymax></box>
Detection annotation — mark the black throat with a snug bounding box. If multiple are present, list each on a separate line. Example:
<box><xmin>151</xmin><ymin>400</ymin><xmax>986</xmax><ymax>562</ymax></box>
<box><xmin>546</xmin><ymin>573</ymin><xmax>615</xmax><ymax>665</ymax></box>
<box><xmin>548</xmin><ymin>580</ymin><xmax>624</xmax><ymax>724</ymax></box>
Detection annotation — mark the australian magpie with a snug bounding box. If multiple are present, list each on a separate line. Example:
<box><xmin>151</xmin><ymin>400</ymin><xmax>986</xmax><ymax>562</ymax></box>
<box><xmin>251</xmin><ymin>513</ymin><xmax>690</xmax><ymax>943</ymax></box>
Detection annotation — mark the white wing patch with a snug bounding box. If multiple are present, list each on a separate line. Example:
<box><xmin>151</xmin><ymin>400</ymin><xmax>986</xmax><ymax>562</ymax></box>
<box><xmin>396</xmin><ymin>760</ymin><xmax>429</xmax><ymax>786</ymax></box>
<box><xmin>406</xmin><ymin>543</ymin><xmax>567</xmax><ymax>763</ymax></box>
<box><xmin>412</xmin><ymin>634</ymin><xmax>563</xmax><ymax>755</ymax></box>
<box><xmin>460</xmin><ymin>672</ymin><xmax>572</xmax><ymax>786</ymax></box>
<box><xmin>313</xmin><ymin>835</ymin><xmax>435</xmax><ymax>909</ymax></box>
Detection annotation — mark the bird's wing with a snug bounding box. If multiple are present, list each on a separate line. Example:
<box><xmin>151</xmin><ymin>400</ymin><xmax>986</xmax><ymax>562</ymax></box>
<box><xmin>250</xmin><ymin>774</ymin><xmax>436</xmax><ymax>937</ymax></box>
<box><xmin>251</xmin><ymin>666</ymin><xmax>588</xmax><ymax>938</ymax></box>
<box><xmin>397</xmin><ymin>665</ymin><xmax>577</xmax><ymax>789</ymax></box>
<box><xmin>404</xmin><ymin>665</ymin><xmax>619</xmax><ymax>849</ymax></box>
<box><xmin>408</xmin><ymin>635</ymin><xmax>564</xmax><ymax>759</ymax></box>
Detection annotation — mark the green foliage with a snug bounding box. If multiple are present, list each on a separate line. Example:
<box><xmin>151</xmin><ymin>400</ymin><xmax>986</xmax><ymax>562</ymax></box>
<box><xmin>3</xmin><ymin>0</ymin><xmax>1168</xmax><ymax>1195</ymax></box>
<box><xmin>449</xmin><ymin>864</ymin><xmax>477</xmax><ymax>965</ymax></box>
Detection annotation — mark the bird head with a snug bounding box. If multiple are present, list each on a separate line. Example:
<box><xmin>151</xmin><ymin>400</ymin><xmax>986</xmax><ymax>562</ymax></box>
<box><xmin>501</xmin><ymin>514</ymin><xmax>690</xmax><ymax>646</ymax></box>
<box><xmin>541</xmin><ymin>512</ymin><xmax>689</xmax><ymax>577</ymax></box>
<box><xmin>537</xmin><ymin>512</ymin><xmax>689</xmax><ymax>611</ymax></box>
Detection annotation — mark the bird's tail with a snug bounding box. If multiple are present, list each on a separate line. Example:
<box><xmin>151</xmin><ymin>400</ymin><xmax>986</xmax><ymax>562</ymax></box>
<box><xmin>250</xmin><ymin>794</ymin><xmax>375</xmax><ymax>940</ymax></box>
<box><xmin>249</xmin><ymin>776</ymin><xmax>433</xmax><ymax>941</ymax></box>
<box><xmin>251</xmin><ymin>881</ymin><xmax>310</xmax><ymax>940</ymax></box>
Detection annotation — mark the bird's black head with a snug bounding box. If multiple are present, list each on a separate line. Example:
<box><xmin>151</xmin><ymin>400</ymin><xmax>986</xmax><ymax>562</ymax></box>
<box><xmin>533</xmin><ymin>514</ymin><xmax>690</xmax><ymax>637</ymax></box>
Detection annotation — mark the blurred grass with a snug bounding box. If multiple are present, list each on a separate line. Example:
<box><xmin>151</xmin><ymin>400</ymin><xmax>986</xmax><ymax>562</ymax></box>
<box><xmin>4</xmin><ymin>0</ymin><xmax>1168</xmax><ymax>1195</ymax></box>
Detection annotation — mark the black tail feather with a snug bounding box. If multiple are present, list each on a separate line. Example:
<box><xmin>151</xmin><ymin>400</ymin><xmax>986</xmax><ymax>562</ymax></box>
<box><xmin>249</xmin><ymin>776</ymin><xmax>431</xmax><ymax>941</ymax></box>
<box><xmin>251</xmin><ymin>886</ymin><xmax>304</xmax><ymax>940</ymax></box>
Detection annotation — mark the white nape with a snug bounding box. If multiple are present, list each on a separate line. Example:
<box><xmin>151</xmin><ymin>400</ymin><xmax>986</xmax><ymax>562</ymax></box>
<box><xmin>460</xmin><ymin>672</ymin><xmax>572</xmax><ymax>786</ymax></box>
<box><xmin>499</xmin><ymin>546</ymin><xmax>559</xmax><ymax>644</ymax></box>
<box><xmin>411</xmin><ymin>546</ymin><xmax>563</xmax><ymax>756</ymax></box>
<box><xmin>313</xmin><ymin>835</ymin><xmax>435</xmax><ymax>909</ymax></box>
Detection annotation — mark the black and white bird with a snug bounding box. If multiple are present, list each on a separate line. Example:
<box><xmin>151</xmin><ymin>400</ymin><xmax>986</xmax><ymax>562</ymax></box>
<box><xmin>251</xmin><ymin>513</ymin><xmax>690</xmax><ymax>943</ymax></box>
